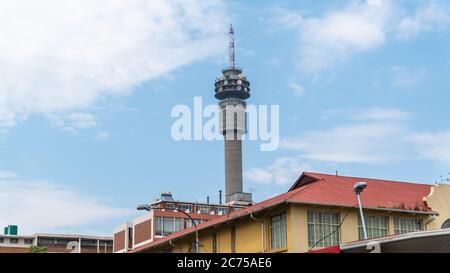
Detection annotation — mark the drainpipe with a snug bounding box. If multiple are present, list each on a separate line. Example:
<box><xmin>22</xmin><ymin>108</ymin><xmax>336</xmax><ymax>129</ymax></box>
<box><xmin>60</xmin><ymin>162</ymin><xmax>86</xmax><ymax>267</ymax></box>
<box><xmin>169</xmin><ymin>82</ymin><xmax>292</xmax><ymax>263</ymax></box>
<box><xmin>250</xmin><ymin>213</ymin><xmax>265</xmax><ymax>253</ymax></box>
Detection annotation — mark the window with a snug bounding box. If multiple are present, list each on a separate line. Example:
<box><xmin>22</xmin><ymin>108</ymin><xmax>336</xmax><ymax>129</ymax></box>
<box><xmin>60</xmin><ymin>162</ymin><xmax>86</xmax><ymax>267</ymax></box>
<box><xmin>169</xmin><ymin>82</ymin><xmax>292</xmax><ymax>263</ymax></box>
<box><xmin>217</xmin><ymin>207</ymin><xmax>229</xmax><ymax>215</ymax></box>
<box><xmin>307</xmin><ymin>211</ymin><xmax>340</xmax><ymax>248</ymax></box>
<box><xmin>128</xmin><ymin>227</ymin><xmax>133</xmax><ymax>248</ymax></box>
<box><xmin>37</xmin><ymin>237</ymin><xmax>56</xmax><ymax>244</ymax></box>
<box><xmin>81</xmin><ymin>240</ymin><xmax>98</xmax><ymax>246</ymax></box>
<box><xmin>184</xmin><ymin>219</ymin><xmax>203</xmax><ymax>229</ymax></box>
<box><xmin>212</xmin><ymin>233</ymin><xmax>218</xmax><ymax>253</ymax></box>
<box><xmin>55</xmin><ymin>239</ymin><xmax>71</xmax><ymax>245</ymax></box>
<box><xmin>197</xmin><ymin>206</ymin><xmax>211</xmax><ymax>214</ymax></box>
<box><xmin>442</xmin><ymin>219</ymin><xmax>450</xmax><ymax>229</ymax></box>
<box><xmin>231</xmin><ymin>226</ymin><xmax>236</xmax><ymax>253</ymax></box>
<box><xmin>9</xmin><ymin>238</ymin><xmax>19</xmax><ymax>244</ymax></box>
<box><xmin>270</xmin><ymin>213</ymin><xmax>287</xmax><ymax>250</ymax></box>
<box><xmin>359</xmin><ymin>215</ymin><xmax>389</xmax><ymax>239</ymax></box>
<box><xmin>155</xmin><ymin>217</ymin><xmax>184</xmax><ymax>236</ymax></box>
<box><xmin>178</xmin><ymin>204</ymin><xmax>193</xmax><ymax>213</ymax></box>
<box><xmin>165</xmin><ymin>203</ymin><xmax>174</xmax><ymax>209</ymax></box>
<box><xmin>394</xmin><ymin>217</ymin><xmax>423</xmax><ymax>234</ymax></box>
<box><xmin>100</xmin><ymin>240</ymin><xmax>113</xmax><ymax>247</ymax></box>
<box><xmin>0</xmin><ymin>238</ymin><xmax>4</xmax><ymax>243</ymax></box>
<box><xmin>24</xmin><ymin>239</ymin><xmax>33</xmax><ymax>245</ymax></box>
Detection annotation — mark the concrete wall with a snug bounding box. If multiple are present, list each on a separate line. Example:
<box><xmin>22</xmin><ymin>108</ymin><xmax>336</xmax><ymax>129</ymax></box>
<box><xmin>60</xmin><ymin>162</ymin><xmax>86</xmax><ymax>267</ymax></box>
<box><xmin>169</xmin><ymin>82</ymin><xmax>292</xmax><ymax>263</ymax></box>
<box><xmin>425</xmin><ymin>184</ymin><xmax>450</xmax><ymax>230</ymax></box>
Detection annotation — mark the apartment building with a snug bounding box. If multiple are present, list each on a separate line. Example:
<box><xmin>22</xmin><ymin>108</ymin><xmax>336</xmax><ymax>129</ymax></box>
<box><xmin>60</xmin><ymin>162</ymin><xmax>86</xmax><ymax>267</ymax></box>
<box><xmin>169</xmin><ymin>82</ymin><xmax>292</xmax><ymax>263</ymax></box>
<box><xmin>0</xmin><ymin>230</ymin><xmax>113</xmax><ymax>253</ymax></box>
<box><xmin>0</xmin><ymin>234</ymin><xmax>35</xmax><ymax>253</ymax></box>
<box><xmin>34</xmin><ymin>233</ymin><xmax>113</xmax><ymax>253</ymax></box>
<box><xmin>113</xmin><ymin>192</ymin><xmax>249</xmax><ymax>253</ymax></box>
<box><xmin>131</xmin><ymin>172</ymin><xmax>450</xmax><ymax>253</ymax></box>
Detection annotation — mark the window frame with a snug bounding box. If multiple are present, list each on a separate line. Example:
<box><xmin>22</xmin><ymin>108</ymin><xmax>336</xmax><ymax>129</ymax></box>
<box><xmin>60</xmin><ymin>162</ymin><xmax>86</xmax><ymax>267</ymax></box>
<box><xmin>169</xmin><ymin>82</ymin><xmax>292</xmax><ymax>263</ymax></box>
<box><xmin>358</xmin><ymin>215</ymin><xmax>389</xmax><ymax>240</ymax></box>
<box><xmin>394</xmin><ymin>217</ymin><xmax>423</xmax><ymax>234</ymax></box>
<box><xmin>269</xmin><ymin>213</ymin><xmax>287</xmax><ymax>251</ymax></box>
<box><xmin>307</xmin><ymin>210</ymin><xmax>341</xmax><ymax>248</ymax></box>
<box><xmin>178</xmin><ymin>204</ymin><xmax>194</xmax><ymax>213</ymax></box>
<box><xmin>197</xmin><ymin>205</ymin><xmax>211</xmax><ymax>214</ymax></box>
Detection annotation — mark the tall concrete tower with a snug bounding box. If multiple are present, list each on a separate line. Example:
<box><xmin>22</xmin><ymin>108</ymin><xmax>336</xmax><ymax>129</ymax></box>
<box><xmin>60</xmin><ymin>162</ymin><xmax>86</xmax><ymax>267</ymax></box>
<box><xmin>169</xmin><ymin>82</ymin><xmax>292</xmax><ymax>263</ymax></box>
<box><xmin>214</xmin><ymin>25</ymin><xmax>252</xmax><ymax>205</ymax></box>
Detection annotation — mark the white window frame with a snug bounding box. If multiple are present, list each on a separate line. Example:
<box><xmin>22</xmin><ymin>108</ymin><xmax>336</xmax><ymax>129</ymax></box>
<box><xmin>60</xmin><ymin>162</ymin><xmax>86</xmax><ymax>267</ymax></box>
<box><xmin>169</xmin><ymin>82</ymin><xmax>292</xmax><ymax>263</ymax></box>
<box><xmin>394</xmin><ymin>217</ymin><xmax>423</xmax><ymax>234</ymax></box>
<box><xmin>269</xmin><ymin>213</ymin><xmax>287</xmax><ymax>251</ymax></box>
<box><xmin>307</xmin><ymin>211</ymin><xmax>340</xmax><ymax>248</ymax></box>
<box><xmin>358</xmin><ymin>215</ymin><xmax>389</xmax><ymax>240</ymax></box>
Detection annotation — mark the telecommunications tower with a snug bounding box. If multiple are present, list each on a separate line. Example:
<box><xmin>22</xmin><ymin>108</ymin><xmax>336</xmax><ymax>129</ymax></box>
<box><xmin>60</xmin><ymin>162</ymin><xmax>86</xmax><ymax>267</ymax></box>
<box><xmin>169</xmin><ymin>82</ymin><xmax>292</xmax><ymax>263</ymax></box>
<box><xmin>214</xmin><ymin>25</ymin><xmax>252</xmax><ymax>205</ymax></box>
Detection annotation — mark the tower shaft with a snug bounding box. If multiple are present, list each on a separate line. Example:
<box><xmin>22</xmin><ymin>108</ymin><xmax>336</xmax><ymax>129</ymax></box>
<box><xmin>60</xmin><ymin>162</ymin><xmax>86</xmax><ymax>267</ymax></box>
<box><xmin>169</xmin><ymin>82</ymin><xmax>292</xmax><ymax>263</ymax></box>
<box><xmin>224</xmin><ymin>133</ymin><xmax>243</xmax><ymax>203</ymax></box>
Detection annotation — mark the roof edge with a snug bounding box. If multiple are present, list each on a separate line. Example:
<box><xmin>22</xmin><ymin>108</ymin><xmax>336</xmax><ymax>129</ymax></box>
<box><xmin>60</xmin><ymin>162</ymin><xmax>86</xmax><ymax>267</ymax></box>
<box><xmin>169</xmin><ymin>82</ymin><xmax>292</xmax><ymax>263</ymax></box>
<box><xmin>286</xmin><ymin>200</ymin><xmax>438</xmax><ymax>215</ymax></box>
<box><xmin>131</xmin><ymin>200</ymin><xmax>287</xmax><ymax>253</ymax></box>
<box><xmin>288</xmin><ymin>172</ymin><xmax>321</xmax><ymax>191</ymax></box>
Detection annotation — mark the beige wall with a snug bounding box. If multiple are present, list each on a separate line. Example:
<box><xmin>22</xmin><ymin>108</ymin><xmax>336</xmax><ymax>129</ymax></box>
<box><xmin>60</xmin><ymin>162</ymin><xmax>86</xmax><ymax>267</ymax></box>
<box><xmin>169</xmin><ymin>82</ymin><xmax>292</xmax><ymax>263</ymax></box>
<box><xmin>425</xmin><ymin>184</ymin><xmax>450</xmax><ymax>230</ymax></box>
<box><xmin>143</xmin><ymin>203</ymin><xmax>430</xmax><ymax>253</ymax></box>
<box><xmin>288</xmin><ymin>203</ymin><xmax>429</xmax><ymax>252</ymax></box>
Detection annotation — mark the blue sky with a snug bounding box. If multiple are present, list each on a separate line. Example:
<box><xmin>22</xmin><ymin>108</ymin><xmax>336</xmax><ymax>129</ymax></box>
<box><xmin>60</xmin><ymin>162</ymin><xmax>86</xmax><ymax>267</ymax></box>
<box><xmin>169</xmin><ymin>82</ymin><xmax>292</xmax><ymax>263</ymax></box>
<box><xmin>1</xmin><ymin>0</ymin><xmax>450</xmax><ymax>235</ymax></box>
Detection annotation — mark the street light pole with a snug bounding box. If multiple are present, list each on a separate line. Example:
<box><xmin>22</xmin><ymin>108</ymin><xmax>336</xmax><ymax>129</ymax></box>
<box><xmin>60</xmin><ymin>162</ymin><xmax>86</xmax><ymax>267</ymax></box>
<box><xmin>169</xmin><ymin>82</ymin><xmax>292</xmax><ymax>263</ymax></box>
<box><xmin>356</xmin><ymin>193</ymin><xmax>368</xmax><ymax>240</ymax></box>
<box><xmin>174</xmin><ymin>209</ymin><xmax>199</xmax><ymax>254</ymax></box>
<box><xmin>137</xmin><ymin>204</ymin><xmax>199</xmax><ymax>253</ymax></box>
<box><xmin>353</xmin><ymin>182</ymin><xmax>368</xmax><ymax>240</ymax></box>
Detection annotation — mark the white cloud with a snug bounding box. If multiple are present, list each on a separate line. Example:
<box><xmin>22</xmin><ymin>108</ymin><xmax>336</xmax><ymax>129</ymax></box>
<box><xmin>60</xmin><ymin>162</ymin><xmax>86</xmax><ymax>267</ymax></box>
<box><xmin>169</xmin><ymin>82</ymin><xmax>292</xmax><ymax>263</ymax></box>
<box><xmin>353</xmin><ymin>107</ymin><xmax>412</xmax><ymax>121</ymax></box>
<box><xmin>288</xmin><ymin>80</ymin><xmax>306</xmax><ymax>97</ymax></box>
<box><xmin>281</xmin><ymin>107</ymin><xmax>417</xmax><ymax>164</ymax></box>
<box><xmin>282</xmin><ymin>122</ymin><xmax>409</xmax><ymax>164</ymax></box>
<box><xmin>244</xmin><ymin>168</ymin><xmax>273</xmax><ymax>184</ymax></box>
<box><xmin>408</xmin><ymin>132</ymin><xmax>450</xmax><ymax>168</ymax></box>
<box><xmin>398</xmin><ymin>2</ymin><xmax>450</xmax><ymax>39</ymax></box>
<box><xmin>278</xmin><ymin>107</ymin><xmax>450</xmax><ymax>168</ymax></box>
<box><xmin>0</xmin><ymin>171</ymin><xmax>132</xmax><ymax>234</ymax></box>
<box><xmin>271</xmin><ymin>1</ymin><xmax>392</xmax><ymax>72</ymax></box>
<box><xmin>96</xmin><ymin>131</ymin><xmax>110</xmax><ymax>142</ymax></box>
<box><xmin>246</xmin><ymin>104</ymin><xmax>450</xmax><ymax>185</ymax></box>
<box><xmin>269</xmin><ymin>1</ymin><xmax>450</xmax><ymax>73</ymax></box>
<box><xmin>0</xmin><ymin>0</ymin><xmax>228</xmax><ymax>129</ymax></box>
<box><xmin>0</xmin><ymin>171</ymin><xmax>18</xmax><ymax>179</ymax></box>
<box><xmin>245</xmin><ymin>157</ymin><xmax>312</xmax><ymax>185</ymax></box>
<box><xmin>68</xmin><ymin>112</ymin><xmax>97</xmax><ymax>129</ymax></box>
<box><xmin>390</xmin><ymin>65</ymin><xmax>427</xmax><ymax>89</ymax></box>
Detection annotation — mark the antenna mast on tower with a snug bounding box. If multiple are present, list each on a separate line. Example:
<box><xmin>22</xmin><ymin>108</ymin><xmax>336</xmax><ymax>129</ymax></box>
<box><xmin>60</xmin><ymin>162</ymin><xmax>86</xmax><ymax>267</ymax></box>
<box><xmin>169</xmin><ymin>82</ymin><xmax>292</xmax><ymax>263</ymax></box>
<box><xmin>229</xmin><ymin>24</ymin><xmax>235</xmax><ymax>68</ymax></box>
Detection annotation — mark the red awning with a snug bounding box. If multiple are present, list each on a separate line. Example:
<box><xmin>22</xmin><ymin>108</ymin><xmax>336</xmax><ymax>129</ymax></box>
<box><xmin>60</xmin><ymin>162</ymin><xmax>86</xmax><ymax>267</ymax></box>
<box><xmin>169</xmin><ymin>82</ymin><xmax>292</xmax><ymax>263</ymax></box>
<box><xmin>308</xmin><ymin>245</ymin><xmax>341</xmax><ymax>253</ymax></box>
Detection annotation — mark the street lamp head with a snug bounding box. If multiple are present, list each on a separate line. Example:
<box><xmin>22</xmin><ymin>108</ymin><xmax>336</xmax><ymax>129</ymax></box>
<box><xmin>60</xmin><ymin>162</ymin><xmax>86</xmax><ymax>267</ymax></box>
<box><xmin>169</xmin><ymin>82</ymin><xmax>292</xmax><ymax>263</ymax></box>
<box><xmin>353</xmin><ymin>181</ymin><xmax>367</xmax><ymax>195</ymax></box>
<box><xmin>137</xmin><ymin>204</ymin><xmax>152</xmax><ymax>211</ymax></box>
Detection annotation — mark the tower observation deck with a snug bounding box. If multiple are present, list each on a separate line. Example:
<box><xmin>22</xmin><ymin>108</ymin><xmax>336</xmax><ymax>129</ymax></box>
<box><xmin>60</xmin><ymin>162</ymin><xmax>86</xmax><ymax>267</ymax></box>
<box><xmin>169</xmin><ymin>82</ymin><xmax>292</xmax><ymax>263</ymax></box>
<box><xmin>214</xmin><ymin>25</ymin><xmax>252</xmax><ymax>205</ymax></box>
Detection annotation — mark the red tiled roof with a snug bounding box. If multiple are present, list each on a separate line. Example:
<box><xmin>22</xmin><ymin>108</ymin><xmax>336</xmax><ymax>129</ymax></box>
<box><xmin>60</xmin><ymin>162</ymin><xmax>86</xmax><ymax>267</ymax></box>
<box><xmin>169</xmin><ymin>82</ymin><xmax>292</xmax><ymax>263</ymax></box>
<box><xmin>288</xmin><ymin>172</ymin><xmax>433</xmax><ymax>212</ymax></box>
<box><xmin>131</xmin><ymin>172</ymin><xmax>435</xmax><ymax>252</ymax></box>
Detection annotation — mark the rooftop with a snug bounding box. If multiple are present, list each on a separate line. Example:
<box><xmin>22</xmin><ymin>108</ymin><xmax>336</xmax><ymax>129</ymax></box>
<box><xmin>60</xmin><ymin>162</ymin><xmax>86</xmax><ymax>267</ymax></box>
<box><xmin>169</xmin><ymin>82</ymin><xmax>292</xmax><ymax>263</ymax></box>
<box><xmin>132</xmin><ymin>172</ymin><xmax>435</xmax><ymax>252</ymax></box>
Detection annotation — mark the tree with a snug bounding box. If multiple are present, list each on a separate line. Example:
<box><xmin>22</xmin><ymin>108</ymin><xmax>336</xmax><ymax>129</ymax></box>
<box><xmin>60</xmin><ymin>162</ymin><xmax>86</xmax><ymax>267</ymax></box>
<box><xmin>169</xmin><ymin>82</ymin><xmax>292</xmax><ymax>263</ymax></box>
<box><xmin>29</xmin><ymin>245</ymin><xmax>48</xmax><ymax>253</ymax></box>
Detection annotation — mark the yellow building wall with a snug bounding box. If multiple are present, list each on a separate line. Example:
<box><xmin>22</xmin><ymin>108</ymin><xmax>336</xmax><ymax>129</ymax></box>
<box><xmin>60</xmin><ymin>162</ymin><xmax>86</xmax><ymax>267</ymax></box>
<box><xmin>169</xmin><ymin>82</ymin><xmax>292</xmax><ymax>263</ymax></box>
<box><xmin>144</xmin><ymin>203</ymin><xmax>430</xmax><ymax>253</ymax></box>
<box><xmin>287</xmin><ymin>203</ymin><xmax>429</xmax><ymax>252</ymax></box>
<box><xmin>236</xmin><ymin>218</ymin><xmax>265</xmax><ymax>253</ymax></box>
<box><xmin>424</xmin><ymin>184</ymin><xmax>450</xmax><ymax>230</ymax></box>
